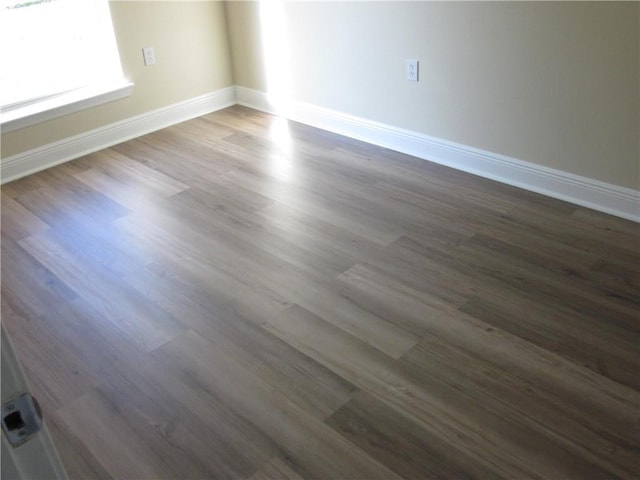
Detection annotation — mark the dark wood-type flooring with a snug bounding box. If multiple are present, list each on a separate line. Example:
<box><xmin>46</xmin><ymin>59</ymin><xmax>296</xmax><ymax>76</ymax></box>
<box><xmin>2</xmin><ymin>105</ymin><xmax>639</xmax><ymax>479</ymax></box>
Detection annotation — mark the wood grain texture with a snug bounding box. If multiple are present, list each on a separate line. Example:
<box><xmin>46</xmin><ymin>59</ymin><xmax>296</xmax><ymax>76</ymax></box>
<box><xmin>2</xmin><ymin>105</ymin><xmax>639</xmax><ymax>479</ymax></box>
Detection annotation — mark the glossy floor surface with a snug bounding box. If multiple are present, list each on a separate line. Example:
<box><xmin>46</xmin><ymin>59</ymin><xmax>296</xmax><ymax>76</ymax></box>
<box><xmin>2</xmin><ymin>106</ymin><xmax>639</xmax><ymax>479</ymax></box>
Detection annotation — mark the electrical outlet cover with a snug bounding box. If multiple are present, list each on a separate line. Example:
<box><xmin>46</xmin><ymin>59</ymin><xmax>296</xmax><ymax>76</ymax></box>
<box><xmin>407</xmin><ymin>59</ymin><xmax>419</xmax><ymax>82</ymax></box>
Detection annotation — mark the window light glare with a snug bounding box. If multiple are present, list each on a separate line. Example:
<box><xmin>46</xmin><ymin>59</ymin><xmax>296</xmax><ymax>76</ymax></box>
<box><xmin>259</xmin><ymin>0</ymin><xmax>292</xmax><ymax>116</ymax></box>
<box><xmin>0</xmin><ymin>0</ymin><xmax>125</xmax><ymax>109</ymax></box>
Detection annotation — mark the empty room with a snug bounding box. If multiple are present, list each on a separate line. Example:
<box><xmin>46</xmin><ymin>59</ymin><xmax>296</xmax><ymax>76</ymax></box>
<box><xmin>1</xmin><ymin>0</ymin><xmax>638</xmax><ymax>478</ymax></box>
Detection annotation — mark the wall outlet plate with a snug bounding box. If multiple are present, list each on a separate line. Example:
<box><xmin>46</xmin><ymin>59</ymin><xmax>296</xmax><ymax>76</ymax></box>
<box><xmin>407</xmin><ymin>58</ymin><xmax>419</xmax><ymax>82</ymax></box>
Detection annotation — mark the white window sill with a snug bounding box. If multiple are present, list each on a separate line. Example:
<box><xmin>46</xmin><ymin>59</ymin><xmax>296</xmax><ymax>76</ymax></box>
<box><xmin>1</xmin><ymin>81</ymin><xmax>134</xmax><ymax>134</ymax></box>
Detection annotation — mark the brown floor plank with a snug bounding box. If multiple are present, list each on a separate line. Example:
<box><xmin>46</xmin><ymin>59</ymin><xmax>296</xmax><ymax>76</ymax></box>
<box><xmin>326</xmin><ymin>390</ymin><xmax>502</xmax><ymax>480</ymax></box>
<box><xmin>1</xmin><ymin>105</ymin><xmax>638</xmax><ymax>479</ymax></box>
<box><xmin>153</xmin><ymin>329</ymin><xmax>403</xmax><ymax>480</ymax></box>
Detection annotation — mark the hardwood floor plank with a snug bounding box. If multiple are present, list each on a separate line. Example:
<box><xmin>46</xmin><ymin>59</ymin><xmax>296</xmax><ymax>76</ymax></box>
<box><xmin>14</xmin><ymin>169</ymin><xmax>130</xmax><ymax>228</ymax></box>
<box><xmin>266</xmin><ymin>304</ymin><xmax>638</xmax><ymax>474</ymax></box>
<box><xmin>217</xmin><ymin>167</ymin><xmax>405</xmax><ymax>246</ymax></box>
<box><xmin>460</xmin><ymin>295</ymin><xmax>639</xmax><ymax>389</ymax></box>
<box><xmin>501</xmin><ymin>205</ymin><xmax>639</xmax><ymax>259</ymax></box>
<box><xmin>247</xmin><ymin>457</ymin><xmax>305</xmax><ymax>480</ymax></box>
<box><xmin>110</xmin><ymin>137</ymin><xmax>235</xmax><ymax>190</ymax></box>
<box><xmin>116</xmin><ymin>204</ymin><xmax>418</xmax><ymax>358</ymax></box>
<box><xmin>336</xmin><ymin>262</ymin><xmax>468</xmax><ymax>337</ymax></box>
<box><xmin>55</xmin><ymin>389</ymin><xmax>186</xmax><ymax>480</ymax></box>
<box><xmin>198</xmin><ymin>201</ymin><xmax>362</xmax><ymax>279</ymax></box>
<box><xmin>265</xmin><ymin>305</ymin><xmax>541</xmax><ymax>478</ymax></box>
<box><xmin>389</xmin><ymin>234</ymin><xmax>639</xmax><ymax>335</ymax></box>
<box><xmin>589</xmin><ymin>258</ymin><xmax>640</xmax><ymax>292</ymax></box>
<box><xmin>452</xmin><ymin>234</ymin><xmax>639</xmax><ymax>317</ymax></box>
<box><xmin>326</xmin><ymin>390</ymin><xmax>502</xmax><ymax>480</ymax></box>
<box><xmin>0</xmin><ymin>299</ymin><xmax>97</xmax><ymax>412</ymax></box>
<box><xmin>153</xmin><ymin>329</ymin><xmax>403</xmax><ymax>480</ymax></box>
<box><xmin>72</xmin><ymin>150</ymin><xmax>189</xmax><ymax>210</ymax></box>
<box><xmin>115</xmin><ymin>261</ymin><xmax>357</xmax><ymax>420</ymax></box>
<box><xmin>1</xmin><ymin>105</ymin><xmax>637</xmax><ymax>479</ymax></box>
<box><xmin>94</xmin><ymin>366</ymin><xmax>272</xmax><ymax>480</ymax></box>
<box><xmin>447</xmin><ymin>208</ymin><xmax>603</xmax><ymax>270</ymax></box>
<box><xmin>3</xmin><ymin>294</ymin><xmax>155</xmax><ymax>413</ymax></box>
<box><xmin>400</xmin><ymin>339</ymin><xmax>639</xmax><ymax>478</ymax></box>
<box><xmin>19</xmin><ymin>230</ymin><xmax>185</xmax><ymax>352</ymax></box>
<box><xmin>134</xmin><ymin>355</ymin><xmax>283</xmax><ymax>479</ymax></box>
<box><xmin>571</xmin><ymin>207</ymin><xmax>640</xmax><ymax>239</ymax></box>
<box><xmin>463</xmin><ymin>232</ymin><xmax>639</xmax><ymax>305</ymax></box>
<box><xmin>0</xmin><ymin>195</ymin><xmax>49</xmax><ymax>241</ymax></box>
<box><xmin>1</xmin><ymin>238</ymin><xmax>78</xmax><ymax>319</ymax></box>
<box><xmin>112</xmin><ymin>210</ymin><xmax>294</xmax><ymax>320</ymax></box>
<box><xmin>360</xmin><ymin>238</ymin><xmax>476</xmax><ymax>306</ymax></box>
<box><xmin>254</xmin><ymin>201</ymin><xmax>387</xmax><ymax>269</ymax></box>
<box><xmin>46</xmin><ymin>413</ymin><xmax>113</xmax><ymax>480</ymax></box>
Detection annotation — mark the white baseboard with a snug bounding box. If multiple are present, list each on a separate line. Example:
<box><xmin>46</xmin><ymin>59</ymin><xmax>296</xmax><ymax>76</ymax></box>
<box><xmin>3</xmin><ymin>84</ymin><xmax>638</xmax><ymax>222</ymax></box>
<box><xmin>236</xmin><ymin>86</ymin><xmax>639</xmax><ymax>222</ymax></box>
<box><xmin>1</xmin><ymin>86</ymin><xmax>236</xmax><ymax>184</ymax></box>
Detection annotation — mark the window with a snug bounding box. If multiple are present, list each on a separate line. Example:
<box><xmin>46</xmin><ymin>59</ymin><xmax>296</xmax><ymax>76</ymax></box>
<box><xmin>0</xmin><ymin>0</ymin><xmax>132</xmax><ymax>132</ymax></box>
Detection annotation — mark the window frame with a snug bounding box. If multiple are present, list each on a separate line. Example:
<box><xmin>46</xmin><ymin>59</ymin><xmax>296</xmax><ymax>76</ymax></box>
<box><xmin>0</xmin><ymin>0</ymin><xmax>133</xmax><ymax>133</ymax></box>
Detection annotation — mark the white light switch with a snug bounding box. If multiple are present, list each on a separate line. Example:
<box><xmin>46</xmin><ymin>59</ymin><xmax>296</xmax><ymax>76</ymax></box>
<box><xmin>142</xmin><ymin>47</ymin><xmax>155</xmax><ymax>66</ymax></box>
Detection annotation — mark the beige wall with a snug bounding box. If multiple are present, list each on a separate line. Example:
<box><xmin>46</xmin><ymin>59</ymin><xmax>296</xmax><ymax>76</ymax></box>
<box><xmin>225</xmin><ymin>0</ymin><xmax>266</xmax><ymax>93</ymax></box>
<box><xmin>3</xmin><ymin>1</ymin><xmax>638</xmax><ymax>191</ymax></box>
<box><xmin>227</xmin><ymin>1</ymin><xmax>640</xmax><ymax>190</ymax></box>
<box><xmin>1</xmin><ymin>0</ymin><xmax>233</xmax><ymax>158</ymax></box>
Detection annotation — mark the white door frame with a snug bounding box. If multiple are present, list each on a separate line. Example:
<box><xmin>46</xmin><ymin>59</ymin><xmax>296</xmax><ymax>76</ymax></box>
<box><xmin>1</xmin><ymin>324</ymin><xmax>67</xmax><ymax>480</ymax></box>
